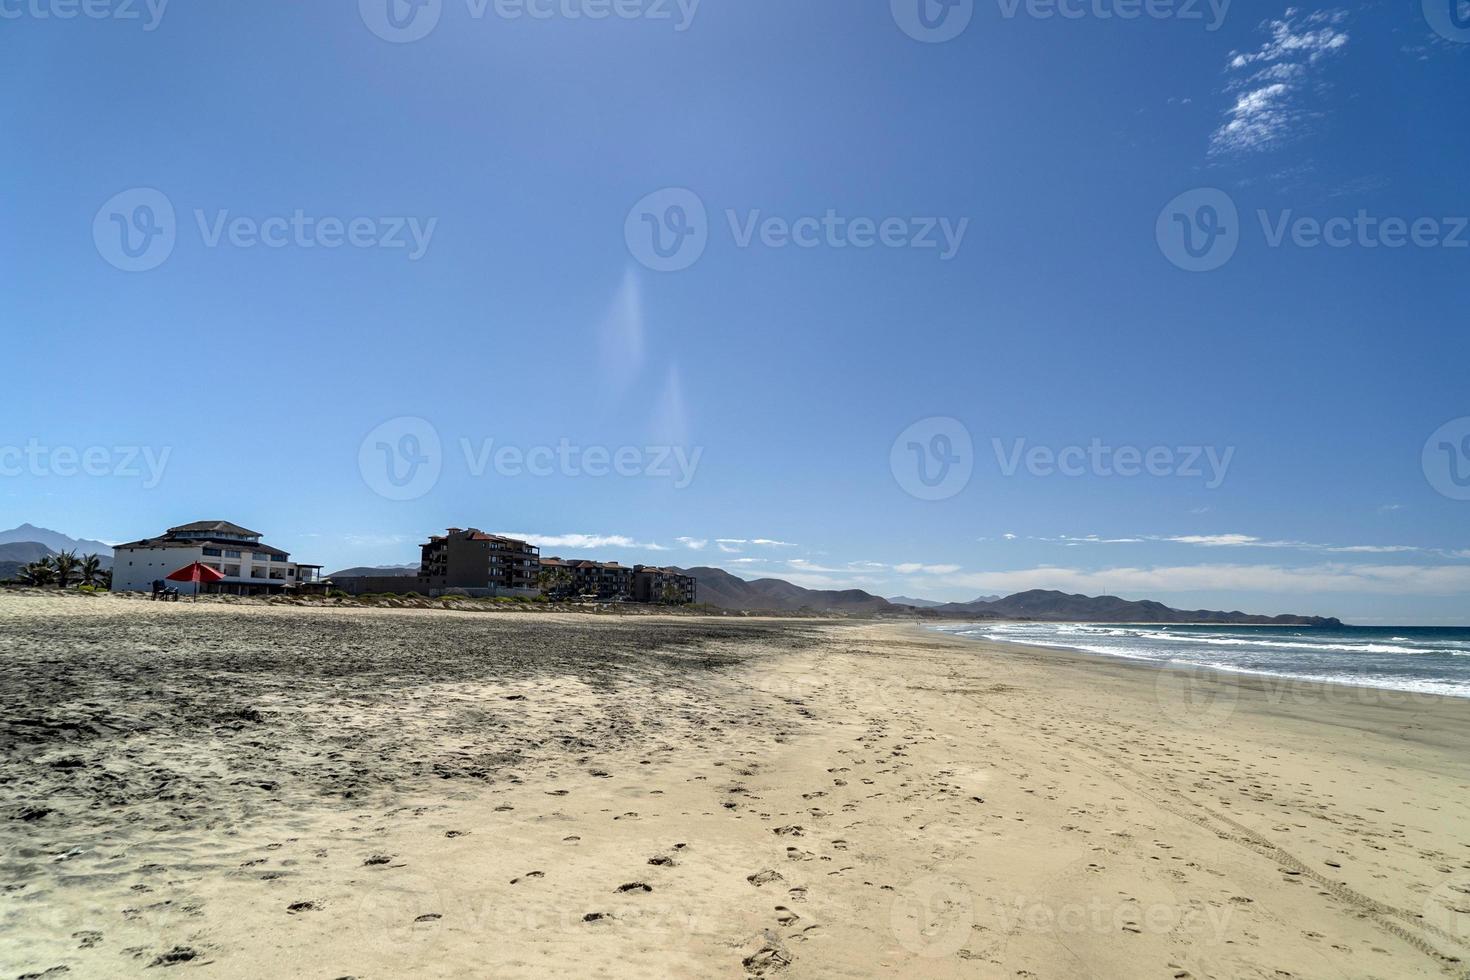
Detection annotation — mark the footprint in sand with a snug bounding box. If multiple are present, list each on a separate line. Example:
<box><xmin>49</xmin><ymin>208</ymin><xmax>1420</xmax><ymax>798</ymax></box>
<box><xmin>747</xmin><ymin>869</ymin><xmax>784</xmax><ymax>887</ymax></box>
<box><xmin>286</xmin><ymin>901</ymin><xmax>318</xmax><ymax>914</ymax></box>
<box><xmin>617</xmin><ymin>882</ymin><xmax>652</xmax><ymax>893</ymax></box>
<box><xmin>510</xmin><ymin>871</ymin><xmax>545</xmax><ymax>884</ymax></box>
<box><xmin>774</xmin><ymin>906</ymin><xmax>800</xmax><ymax>926</ymax></box>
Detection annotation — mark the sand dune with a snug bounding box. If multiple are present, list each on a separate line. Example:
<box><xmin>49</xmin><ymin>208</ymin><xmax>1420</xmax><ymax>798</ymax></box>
<box><xmin>2</xmin><ymin>595</ymin><xmax>1468</xmax><ymax>978</ymax></box>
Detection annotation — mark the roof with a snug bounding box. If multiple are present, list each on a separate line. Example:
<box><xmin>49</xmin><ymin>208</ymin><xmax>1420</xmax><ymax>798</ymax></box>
<box><xmin>166</xmin><ymin>521</ymin><xmax>262</xmax><ymax>537</ymax></box>
<box><xmin>115</xmin><ymin>536</ymin><xmax>291</xmax><ymax>557</ymax></box>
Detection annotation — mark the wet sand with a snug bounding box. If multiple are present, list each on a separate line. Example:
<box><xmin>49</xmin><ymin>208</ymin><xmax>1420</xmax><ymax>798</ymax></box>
<box><xmin>2</xmin><ymin>594</ymin><xmax>1468</xmax><ymax>978</ymax></box>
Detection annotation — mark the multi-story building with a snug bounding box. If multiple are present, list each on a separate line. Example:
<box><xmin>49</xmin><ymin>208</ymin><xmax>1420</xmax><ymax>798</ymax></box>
<box><xmin>418</xmin><ymin>529</ymin><xmax>540</xmax><ymax>595</ymax></box>
<box><xmin>111</xmin><ymin>521</ymin><xmax>323</xmax><ymax>596</ymax></box>
<box><xmin>537</xmin><ymin>557</ymin><xmax>693</xmax><ymax>603</ymax></box>
<box><xmin>633</xmin><ymin>565</ymin><xmax>697</xmax><ymax>605</ymax></box>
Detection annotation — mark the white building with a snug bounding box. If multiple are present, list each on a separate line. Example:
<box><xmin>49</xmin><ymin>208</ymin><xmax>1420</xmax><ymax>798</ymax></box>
<box><xmin>111</xmin><ymin>520</ymin><xmax>323</xmax><ymax>595</ymax></box>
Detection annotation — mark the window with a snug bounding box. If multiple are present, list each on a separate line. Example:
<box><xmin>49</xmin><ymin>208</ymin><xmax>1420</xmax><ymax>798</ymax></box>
<box><xmin>203</xmin><ymin>548</ymin><xmax>222</xmax><ymax>557</ymax></box>
<box><xmin>225</xmin><ymin>550</ymin><xmax>241</xmax><ymax>558</ymax></box>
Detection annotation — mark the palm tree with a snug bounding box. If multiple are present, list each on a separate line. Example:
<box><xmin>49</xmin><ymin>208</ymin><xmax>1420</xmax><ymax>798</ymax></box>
<box><xmin>80</xmin><ymin>554</ymin><xmax>103</xmax><ymax>588</ymax></box>
<box><xmin>98</xmin><ymin>568</ymin><xmax>113</xmax><ymax>591</ymax></box>
<box><xmin>53</xmin><ymin>550</ymin><xmax>79</xmax><ymax>590</ymax></box>
<box><xmin>17</xmin><ymin>559</ymin><xmax>56</xmax><ymax>587</ymax></box>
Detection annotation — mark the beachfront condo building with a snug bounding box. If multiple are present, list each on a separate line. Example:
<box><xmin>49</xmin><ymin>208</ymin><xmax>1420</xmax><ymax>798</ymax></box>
<box><xmin>538</xmin><ymin>557</ymin><xmax>695</xmax><ymax>604</ymax></box>
<box><xmin>111</xmin><ymin>520</ymin><xmax>324</xmax><ymax>596</ymax></box>
<box><xmin>419</xmin><ymin>528</ymin><xmax>541</xmax><ymax>595</ymax></box>
<box><xmin>633</xmin><ymin>565</ymin><xmax>698</xmax><ymax>605</ymax></box>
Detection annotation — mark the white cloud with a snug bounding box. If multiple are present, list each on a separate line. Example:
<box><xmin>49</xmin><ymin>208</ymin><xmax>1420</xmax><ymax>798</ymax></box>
<box><xmin>676</xmin><ymin>536</ymin><xmax>707</xmax><ymax>550</ymax></box>
<box><xmin>1211</xmin><ymin>9</ymin><xmax>1349</xmax><ymax>156</ymax></box>
<box><xmin>1034</xmin><ymin>532</ymin><xmax>1423</xmax><ymax>555</ymax></box>
<box><xmin>500</xmin><ymin>532</ymin><xmax>667</xmax><ymax>552</ymax></box>
<box><xmin>893</xmin><ymin>563</ymin><xmax>963</xmax><ymax>575</ymax></box>
<box><xmin>1002</xmin><ymin>533</ymin><xmax>1017</xmax><ymax>540</ymax></box>
<box><xmin>715</xmin><ymin>537</ymin><xmax>796</xmax><ymax>554</ymax></box>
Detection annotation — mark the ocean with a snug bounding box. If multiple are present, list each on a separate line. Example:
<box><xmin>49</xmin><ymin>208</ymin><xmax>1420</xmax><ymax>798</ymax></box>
<box><xmin>933</xmin><ymin>621</ymin><xmax>1470</xmax><ymax>700</ymax></box>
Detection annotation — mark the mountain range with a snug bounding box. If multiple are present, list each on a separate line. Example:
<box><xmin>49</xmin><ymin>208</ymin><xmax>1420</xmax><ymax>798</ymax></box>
<box><xmin>0</xmin><ymin>524</ymin><xmax>113</xmax><ymax>556</ymax></box>
<box><xmin>324</xmin><ymin>564</ymin><xmax>420</xmax><ymax>578</ymax></box>
<box><xmin>678</xmin><ymin>569</ymin><xmax>1338</xmax><ymax>625</ymax></box>
<box><xmin>0</xmin><ymin>527</ymin><xmax>114</xmax><ymax>581</ymax></box>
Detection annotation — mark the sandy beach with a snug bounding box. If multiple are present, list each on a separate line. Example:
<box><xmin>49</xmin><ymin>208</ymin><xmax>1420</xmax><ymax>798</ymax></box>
<box><xmin>2</xmin><ymin>594</ymin><xmax>1468</xmax><ymax>979</ymax></box>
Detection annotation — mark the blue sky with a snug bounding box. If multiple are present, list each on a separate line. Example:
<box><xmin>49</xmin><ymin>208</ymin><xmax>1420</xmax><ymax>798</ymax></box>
<box><xmin>3</xmin><ymin>0</ymin><xmax>1468</xmax><ymax>622</ymax></box>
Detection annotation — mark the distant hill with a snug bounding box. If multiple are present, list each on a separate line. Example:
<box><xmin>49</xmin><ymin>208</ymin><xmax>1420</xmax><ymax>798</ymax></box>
<box><xmin>0</xmin><ymin>524</ymin><xmax>113</xmax><ymax>558</ymax></box>
<box><xmin>0</xmin><ymin>538</ymin><xmax>116</xmax><ymax>581</ymax></box>
<box><xmin>890</xmin><ymin>594</ymin><xmax>1000</xmax><ymax>607</ymax></box>
<box><xmin>326</xmin><ymin>564</ymin><xmax>420</xmax><ymax>579</ymax></box>
<box><xmin>0</xmin><ymin>542</ymin><xmax>57</xmax><ymax>565</ymax></box>
<box><xmin>930</xmin><ymin>589</ymin><xmax>1340</xmax><ymax>626</ymax></box>
<box><xmin>676</xmin><ymin>570</ymin><xmax>1337</xmax><ymax>624</ymax></box>
<box><xmin>677</xmin><ymin>567</ymin><xmax>895</xmax><ymax>614</ymax></box>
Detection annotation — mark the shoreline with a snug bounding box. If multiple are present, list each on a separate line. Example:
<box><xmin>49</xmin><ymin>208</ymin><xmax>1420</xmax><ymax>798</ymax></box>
<box><xmin>924</xmin><ymin>619</ymin><xmax>1470</xmax><ymax>704</ymax></box>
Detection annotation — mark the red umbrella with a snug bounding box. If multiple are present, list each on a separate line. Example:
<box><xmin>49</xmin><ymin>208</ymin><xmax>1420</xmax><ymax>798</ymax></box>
<box><xmin>167</xmin><ymin>561</ymin><xmax>226</xmax><ymax>600</ymax></box>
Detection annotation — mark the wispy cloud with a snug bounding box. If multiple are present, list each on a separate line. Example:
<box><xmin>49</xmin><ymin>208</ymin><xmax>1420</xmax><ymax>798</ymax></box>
<box><xmin>1211</xmin><ymin>8</ymin><xmax>1349</xmax><ymax>156</ymax></box>
<box><xmin>500</xmin><ymin>532</ymin><xmax>667</xmax><ymax>552</ymax></box>
<box><xmin>1030</xmin><ymin>531</ymin><xmax>1426</xmax><ymax>555</ymax></box>
<box><xmin>715</xmin><ymin>537</ymin><xmax>797</xmax><ymax>554</ymax></box>
<box><xmin>675</xmin><ymin>536</ymin><xmax>707</xmax><ymax>550</ymax></box>
<box><xmin>893</xmin><ymin>562</ymin><xmax>963</xmax><ymax>575</ymax></box>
